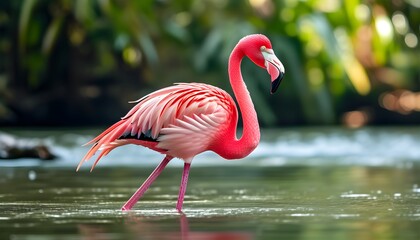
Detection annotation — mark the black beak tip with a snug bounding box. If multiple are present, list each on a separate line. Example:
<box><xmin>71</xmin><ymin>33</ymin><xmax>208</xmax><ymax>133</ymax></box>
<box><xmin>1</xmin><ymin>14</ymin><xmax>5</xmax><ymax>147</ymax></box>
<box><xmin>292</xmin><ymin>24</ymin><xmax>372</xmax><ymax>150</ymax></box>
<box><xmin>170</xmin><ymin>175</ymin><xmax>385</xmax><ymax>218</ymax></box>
<box><xmin>270</xmin><ymin>72</ymin><xmax>285</xmax><ymax>94</ymax></box>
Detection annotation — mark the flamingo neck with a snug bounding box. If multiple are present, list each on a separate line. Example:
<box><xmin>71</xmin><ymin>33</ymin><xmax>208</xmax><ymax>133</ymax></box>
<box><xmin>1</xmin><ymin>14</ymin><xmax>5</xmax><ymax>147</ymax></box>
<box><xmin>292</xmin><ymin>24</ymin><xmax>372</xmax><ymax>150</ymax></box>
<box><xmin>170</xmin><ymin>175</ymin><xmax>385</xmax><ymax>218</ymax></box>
<box><xmin>216</xmin><ymin>44</ymin><xmax>260</xmax><ymax>159</ymax></box>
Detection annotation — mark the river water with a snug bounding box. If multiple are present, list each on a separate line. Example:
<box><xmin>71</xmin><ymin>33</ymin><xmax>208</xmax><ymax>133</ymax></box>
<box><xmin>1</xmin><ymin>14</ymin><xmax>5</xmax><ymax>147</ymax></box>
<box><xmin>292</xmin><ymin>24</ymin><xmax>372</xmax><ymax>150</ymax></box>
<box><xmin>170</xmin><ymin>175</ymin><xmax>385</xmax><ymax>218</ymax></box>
<box><xmin>0</xmin><ymin>127</ymin><xmax>419</xmax><ymax>239</ymax></box>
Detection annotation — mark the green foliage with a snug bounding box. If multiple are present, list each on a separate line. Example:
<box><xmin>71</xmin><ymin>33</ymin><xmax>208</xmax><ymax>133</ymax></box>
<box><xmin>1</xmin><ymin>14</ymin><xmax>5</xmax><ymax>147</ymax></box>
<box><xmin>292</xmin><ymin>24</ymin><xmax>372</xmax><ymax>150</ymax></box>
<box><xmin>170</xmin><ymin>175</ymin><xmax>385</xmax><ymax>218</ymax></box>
<box><xmin>0</xmin><ymin>0</ymin><xmax>419</xmax><ymax>126</ymax></box>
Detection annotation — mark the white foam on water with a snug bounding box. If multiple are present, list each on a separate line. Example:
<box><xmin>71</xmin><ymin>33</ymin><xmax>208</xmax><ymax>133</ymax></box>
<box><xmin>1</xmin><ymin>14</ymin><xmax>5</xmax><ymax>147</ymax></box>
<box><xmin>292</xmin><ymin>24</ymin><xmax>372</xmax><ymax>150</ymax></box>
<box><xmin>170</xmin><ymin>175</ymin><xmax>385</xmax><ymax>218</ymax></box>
<box><xmin>2</xmin><ymin>127</ymin><xmax>420</xmax><ymax>168</ymax></box>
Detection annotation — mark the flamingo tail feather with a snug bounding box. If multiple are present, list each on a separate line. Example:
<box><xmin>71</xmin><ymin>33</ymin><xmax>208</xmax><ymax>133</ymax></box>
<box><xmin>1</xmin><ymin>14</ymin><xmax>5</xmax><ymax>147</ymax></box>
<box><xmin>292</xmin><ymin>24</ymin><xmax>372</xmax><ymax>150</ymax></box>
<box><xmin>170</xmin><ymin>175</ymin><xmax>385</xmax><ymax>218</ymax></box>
<box><xmin>77</xmin><ymin>120</ymin><xmax>129</xmax><ymax>171</ymax></box>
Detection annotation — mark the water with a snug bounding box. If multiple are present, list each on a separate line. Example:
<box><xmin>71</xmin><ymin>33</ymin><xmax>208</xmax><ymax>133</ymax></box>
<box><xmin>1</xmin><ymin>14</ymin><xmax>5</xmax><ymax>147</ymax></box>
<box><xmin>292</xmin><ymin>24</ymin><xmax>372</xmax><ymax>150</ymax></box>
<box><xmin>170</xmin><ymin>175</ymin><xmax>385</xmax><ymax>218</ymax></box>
<box><xmin>1</xmin><ymin>127</ymin><xmax>420</xmax><ymax>239</ymax></box>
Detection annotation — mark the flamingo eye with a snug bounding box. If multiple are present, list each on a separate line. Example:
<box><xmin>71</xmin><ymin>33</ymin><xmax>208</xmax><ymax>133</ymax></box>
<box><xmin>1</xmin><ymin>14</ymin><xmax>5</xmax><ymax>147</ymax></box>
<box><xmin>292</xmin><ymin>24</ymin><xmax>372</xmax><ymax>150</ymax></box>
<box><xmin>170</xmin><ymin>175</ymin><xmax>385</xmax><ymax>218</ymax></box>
<box><xmin>260</xmin><ymin>46</ymin><xmax>267</xmax><ymax>52</ymax></box>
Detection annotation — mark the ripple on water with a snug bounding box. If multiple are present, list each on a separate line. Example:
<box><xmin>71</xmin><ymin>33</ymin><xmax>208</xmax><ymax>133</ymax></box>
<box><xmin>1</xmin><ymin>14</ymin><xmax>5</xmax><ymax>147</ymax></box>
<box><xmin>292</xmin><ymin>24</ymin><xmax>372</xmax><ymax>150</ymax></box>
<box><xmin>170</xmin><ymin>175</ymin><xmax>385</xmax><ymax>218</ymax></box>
<box><xmin>340</xmin><ymin>193</ymin><xmax>372</xmax><ymax>198</ymax></box>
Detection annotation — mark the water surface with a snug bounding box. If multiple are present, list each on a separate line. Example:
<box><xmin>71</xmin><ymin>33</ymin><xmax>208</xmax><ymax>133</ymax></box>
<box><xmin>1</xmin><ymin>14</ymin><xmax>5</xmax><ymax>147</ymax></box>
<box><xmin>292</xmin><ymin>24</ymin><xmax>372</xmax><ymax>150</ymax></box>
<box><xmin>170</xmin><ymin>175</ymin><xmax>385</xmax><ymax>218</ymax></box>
<box><xmin>1</xmin><ymin>127</ymin><xmax>419</xmax><ymax>239</ymax></box>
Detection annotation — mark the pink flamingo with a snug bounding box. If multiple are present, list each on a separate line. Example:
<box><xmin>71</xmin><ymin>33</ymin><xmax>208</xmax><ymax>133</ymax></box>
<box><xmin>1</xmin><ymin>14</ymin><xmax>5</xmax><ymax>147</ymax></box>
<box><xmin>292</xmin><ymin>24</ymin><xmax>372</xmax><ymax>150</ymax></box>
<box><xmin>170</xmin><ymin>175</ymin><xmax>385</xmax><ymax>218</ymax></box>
<box><xmin>77</xmin><ymin>34</ymin><xmax>285</xmax><ymax>211</ymax></box>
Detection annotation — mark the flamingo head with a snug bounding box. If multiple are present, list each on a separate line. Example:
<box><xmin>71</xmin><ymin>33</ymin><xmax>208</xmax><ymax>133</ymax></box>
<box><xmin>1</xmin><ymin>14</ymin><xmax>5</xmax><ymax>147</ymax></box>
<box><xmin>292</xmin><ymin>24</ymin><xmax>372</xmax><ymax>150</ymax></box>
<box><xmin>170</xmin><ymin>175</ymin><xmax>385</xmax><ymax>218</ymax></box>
<box><xmin>241</xmin><ymin>34</ymin><xmax>285</xmax><ymax>94</ymax></box>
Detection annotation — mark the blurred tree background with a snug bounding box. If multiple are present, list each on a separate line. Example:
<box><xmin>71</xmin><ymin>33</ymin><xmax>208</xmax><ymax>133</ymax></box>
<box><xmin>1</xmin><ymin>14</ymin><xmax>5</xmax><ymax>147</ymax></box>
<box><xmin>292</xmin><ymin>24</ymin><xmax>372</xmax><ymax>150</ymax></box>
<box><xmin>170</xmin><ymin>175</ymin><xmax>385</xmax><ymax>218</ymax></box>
<box><xmin>0</xmin><ymin>0</ymin><xmax>419</xmax><ymax>127</ymax></box>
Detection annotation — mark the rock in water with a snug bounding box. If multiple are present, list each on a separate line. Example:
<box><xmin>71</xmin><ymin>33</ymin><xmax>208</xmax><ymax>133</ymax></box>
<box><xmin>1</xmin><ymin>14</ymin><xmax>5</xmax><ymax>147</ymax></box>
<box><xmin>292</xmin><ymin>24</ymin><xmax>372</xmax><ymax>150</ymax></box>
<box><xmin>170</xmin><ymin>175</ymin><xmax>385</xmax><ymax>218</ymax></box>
<box><xmin>0</xmin><ymin>132</ymin><xmax>55</xmax><ymax>160</ymax></box>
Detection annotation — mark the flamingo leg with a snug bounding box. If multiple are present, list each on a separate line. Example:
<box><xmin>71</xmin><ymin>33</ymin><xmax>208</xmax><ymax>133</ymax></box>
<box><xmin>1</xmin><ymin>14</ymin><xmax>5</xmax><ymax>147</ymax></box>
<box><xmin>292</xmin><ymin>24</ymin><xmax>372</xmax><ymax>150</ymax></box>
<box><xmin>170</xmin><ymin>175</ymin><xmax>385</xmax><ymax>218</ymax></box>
<box><xmin>121</xmin><ymin>155</ymin><xmax>173</xmax><ymax>211</ymax></box>
<box><xmin>176</xmin><ymin>162</ymin><xmax>191</xmax><ymax>212</ymax></box>
<box><xmin>179</xmin><ymin>213</ymin><xmax>190</xmax><ymax>239</ymax></box>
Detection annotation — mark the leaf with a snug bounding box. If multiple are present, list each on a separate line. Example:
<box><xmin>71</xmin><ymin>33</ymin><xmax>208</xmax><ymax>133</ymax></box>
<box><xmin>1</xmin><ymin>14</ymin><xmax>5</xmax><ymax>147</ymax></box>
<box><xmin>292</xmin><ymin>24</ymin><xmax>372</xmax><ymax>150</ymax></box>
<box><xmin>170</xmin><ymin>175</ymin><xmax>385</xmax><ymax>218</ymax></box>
<box><xmin>75</xmin><ymin>0</ymin><xmax>94</xmax><ymax>26</ymax></box>
<box><xmin>42</xmin><ymin>16</ymin><xmax>64</xmax><ymax>56</ymax></box>
<box><xmin>18</xmin><ymin>0</ymin><xmax>37</xmax><ymax>55</ymax></box>
<box><xmin>194</xmin><ymin>27</ymin><xmax>222</xmax><ymax>71</ymax></box>
<box><xmin>138</xmin><ymin>33</ymin><xmax>159</xmax><ymax>66</ymax></box>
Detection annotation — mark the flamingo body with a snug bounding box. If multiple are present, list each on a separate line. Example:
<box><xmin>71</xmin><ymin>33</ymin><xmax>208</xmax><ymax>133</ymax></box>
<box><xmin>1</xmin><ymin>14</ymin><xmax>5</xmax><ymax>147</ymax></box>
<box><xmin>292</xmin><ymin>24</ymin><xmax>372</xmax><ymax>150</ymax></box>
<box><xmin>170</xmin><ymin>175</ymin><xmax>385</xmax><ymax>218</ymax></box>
<box><xmin>78</xmin><ymin>83</ymin><xmax>236</xmax><ymax>169</ymax></box>
<box><xmin>78</xmin><ymin>34</ymin><xmax>285</xmax><ymax>211</ymax></box>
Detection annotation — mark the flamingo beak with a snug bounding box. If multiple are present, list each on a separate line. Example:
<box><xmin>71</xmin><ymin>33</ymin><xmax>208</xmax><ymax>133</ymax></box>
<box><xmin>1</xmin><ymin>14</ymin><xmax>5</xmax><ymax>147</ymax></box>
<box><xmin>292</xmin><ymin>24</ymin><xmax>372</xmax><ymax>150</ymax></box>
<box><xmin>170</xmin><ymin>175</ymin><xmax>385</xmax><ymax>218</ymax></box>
<box><xmin>262</xmin><ymin>50</ymin><xmax>285</xmax><ymax>94</ymax></box>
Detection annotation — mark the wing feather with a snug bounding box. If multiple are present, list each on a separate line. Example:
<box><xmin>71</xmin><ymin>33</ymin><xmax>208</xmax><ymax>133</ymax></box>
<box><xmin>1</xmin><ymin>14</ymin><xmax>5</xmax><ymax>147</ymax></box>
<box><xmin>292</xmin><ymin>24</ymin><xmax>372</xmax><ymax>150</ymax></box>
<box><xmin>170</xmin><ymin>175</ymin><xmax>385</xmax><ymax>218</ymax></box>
<box><xmin>78</xmin><ymin>83</ymin><xmax>236</xmax><ymax>170</ymax></box>
<box><xmin>156</xmin><ymin>109</ymin><xmax>228</xmax><ymax>160</ymax></box>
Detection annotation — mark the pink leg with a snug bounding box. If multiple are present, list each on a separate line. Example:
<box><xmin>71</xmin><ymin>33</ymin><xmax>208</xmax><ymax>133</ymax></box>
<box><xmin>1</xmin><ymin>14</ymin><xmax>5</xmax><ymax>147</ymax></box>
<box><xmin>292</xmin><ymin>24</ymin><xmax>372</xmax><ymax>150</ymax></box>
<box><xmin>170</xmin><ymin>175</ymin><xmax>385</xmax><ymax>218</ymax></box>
<box><xmin>121</xmin><ymin>155</ymin><xmax>173</xmax><ymax>211</ymax></box>
<box><xmin>176</xmin><ymin>162</ymin><xmax>191</xmax><ymax>212</ymax></box>
<box><xmin>179</xmin><ymin>213</ymin><xmax>190</xmax><ymax>239</ymax></box>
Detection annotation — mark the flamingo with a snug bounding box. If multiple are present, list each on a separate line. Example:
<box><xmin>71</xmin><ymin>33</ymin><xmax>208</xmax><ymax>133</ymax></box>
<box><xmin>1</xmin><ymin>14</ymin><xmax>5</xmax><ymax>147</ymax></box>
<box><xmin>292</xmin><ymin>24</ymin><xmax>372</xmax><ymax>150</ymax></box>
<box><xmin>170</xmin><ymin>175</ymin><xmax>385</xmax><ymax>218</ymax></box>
<box><xmin>77</xmin><ymin>34</ymin><xmax>285</xmax><ymax>211</ymax></box>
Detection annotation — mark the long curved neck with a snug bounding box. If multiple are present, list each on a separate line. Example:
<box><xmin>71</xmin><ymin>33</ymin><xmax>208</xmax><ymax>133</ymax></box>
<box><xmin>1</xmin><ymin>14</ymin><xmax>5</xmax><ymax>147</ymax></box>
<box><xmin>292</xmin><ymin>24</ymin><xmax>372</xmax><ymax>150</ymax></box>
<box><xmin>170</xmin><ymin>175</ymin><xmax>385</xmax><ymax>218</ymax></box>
<box><xmin>217</xmin><ymin>44</ymin><xmax>261</xmax><ymax>159</ymax></box>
